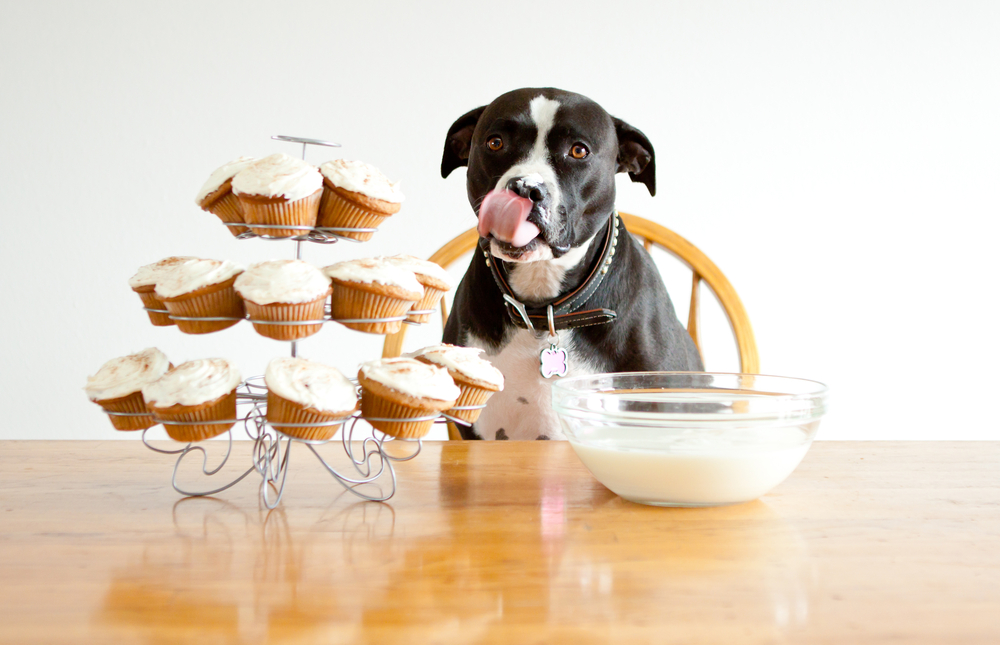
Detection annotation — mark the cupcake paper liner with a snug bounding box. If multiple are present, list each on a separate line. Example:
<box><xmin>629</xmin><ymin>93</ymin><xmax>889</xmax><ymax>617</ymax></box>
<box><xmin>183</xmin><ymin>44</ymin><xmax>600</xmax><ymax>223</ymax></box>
<box><xmin>266</xmin><ymin>391</ymin><xmax>354</xmax><ymax>441</ymax></box>
<box><xmin>204</xmin><ymin>191</ymin><xmax>249</xmax><ymax>236</ymax></box>
<box><xmin>162</xmin><ymin>280</ymin><xmax>245</xmax><ymax>334</ymax></box>
<box><xmin>239</xmin><ymin>190</ymin><xmax>321</xmax><ymax>238</ymax></box>
<box><xmin>360</xmin><ymin>390</ymin><xmax>438</xmax><ymax>439</ymax></box>
<box><xmin>244</xmin><ymin>294</ymin><xmax>328</xmax><ymax>341</ymax></box>
<box><xmin>95</xmin><ymin>391</ymin><xmax>156</xmax><ymax>431</ymax></box>
<box><xmin>133</xmin><ymin>286</ymin><xmax>174</xmax><ymax>327</ymax></box>
<box><xmin>445</xmin><ymin>383</ymin><xmax>495</xmax><ymax>425</ymax></box>
<box><xmin>317</xmin><ymin>188</ymin><xmax>392</xmax><ymax>241</ymax></box>
<box><xmin>331</xmin><ymin>284</ymin><xmax>415</xmax><ymax>334</ymax></box>
<box><xmin>151</xmin><ymin>389</ymin><xmax>238</xmax><ymax>443</ymax></box>
<box><xmin>406</xmin><ymin>285</ymin><xmax>445</xmax><ymax>323</ymax></box>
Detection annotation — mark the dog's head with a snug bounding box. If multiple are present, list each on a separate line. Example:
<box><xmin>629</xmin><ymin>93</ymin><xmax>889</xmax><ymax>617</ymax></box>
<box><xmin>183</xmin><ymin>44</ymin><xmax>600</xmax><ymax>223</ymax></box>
<box><xmin>442</xmin><ymin>87</ymin><xmax>654</xmax><ymax>263</ymax></box>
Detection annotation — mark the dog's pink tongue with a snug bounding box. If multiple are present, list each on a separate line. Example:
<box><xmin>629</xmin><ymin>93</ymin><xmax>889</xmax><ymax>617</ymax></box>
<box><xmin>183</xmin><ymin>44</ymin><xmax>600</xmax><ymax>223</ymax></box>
<box><xmin>477</xmin><ymin>189</ymin><xmax>539</xmax><ymax>248</ymax></box>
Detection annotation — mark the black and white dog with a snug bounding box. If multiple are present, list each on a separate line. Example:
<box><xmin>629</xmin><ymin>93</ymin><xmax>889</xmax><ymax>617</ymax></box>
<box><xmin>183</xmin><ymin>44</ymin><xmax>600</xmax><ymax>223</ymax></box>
<box><xmin>441</xmin><ymin>88</ymin><xmax>702</xmax><ymax>440</ymax></box>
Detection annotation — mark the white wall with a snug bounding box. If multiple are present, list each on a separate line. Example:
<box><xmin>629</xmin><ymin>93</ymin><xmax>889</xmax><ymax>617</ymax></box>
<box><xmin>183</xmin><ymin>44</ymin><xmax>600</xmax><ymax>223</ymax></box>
<box><xmin>2</xmin><ymin>1</ymin><xmax>997</xmax><ymax>440</ymax></box>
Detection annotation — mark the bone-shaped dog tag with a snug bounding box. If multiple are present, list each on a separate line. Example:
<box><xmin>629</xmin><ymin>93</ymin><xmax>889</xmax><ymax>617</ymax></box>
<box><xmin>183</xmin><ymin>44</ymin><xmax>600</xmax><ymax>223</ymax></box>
<box><xmin>540</xmin><ymin>344</ymin><xmax>568</xmax><ymax>378</ymax></box>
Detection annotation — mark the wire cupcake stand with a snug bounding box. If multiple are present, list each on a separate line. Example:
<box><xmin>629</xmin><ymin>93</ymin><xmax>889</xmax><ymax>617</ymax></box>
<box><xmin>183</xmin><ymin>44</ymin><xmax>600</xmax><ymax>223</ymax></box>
<box><xmin>107</xmin><ymin>383</ymin><xmax>479</xmax><ymax>509</ymax></box>
<box><xmin>109</xmin><ymin>135</ymin><xmax>475</xmax><ymax>508</ymax></box>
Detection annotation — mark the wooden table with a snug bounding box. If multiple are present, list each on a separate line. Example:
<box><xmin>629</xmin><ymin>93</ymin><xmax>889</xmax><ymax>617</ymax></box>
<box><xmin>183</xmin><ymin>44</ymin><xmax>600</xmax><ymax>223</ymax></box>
<box><xmin>1</xmin><ymin>441</ymin><xmax>998</xmax><ymax>644</ymax></box>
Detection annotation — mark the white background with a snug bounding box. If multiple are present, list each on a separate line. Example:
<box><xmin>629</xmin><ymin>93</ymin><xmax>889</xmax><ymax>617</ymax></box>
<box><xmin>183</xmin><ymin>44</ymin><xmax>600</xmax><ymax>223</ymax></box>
<box><xmin>1</xmin><ymin>1</ymin><xmax>997</xmax><ymax>440</ymax></box>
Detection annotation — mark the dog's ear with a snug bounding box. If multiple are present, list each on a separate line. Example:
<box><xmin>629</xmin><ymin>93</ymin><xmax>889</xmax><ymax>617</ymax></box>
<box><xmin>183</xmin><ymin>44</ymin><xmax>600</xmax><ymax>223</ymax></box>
<box><xmin>442</xmin><ymin>106</ymin><xmax>486</xmax><ymax>178</ymax></box>
<box><xmin>613</xmin><ymin>117</ymin><xmax>656</xmax><ymax>196</ymax></box>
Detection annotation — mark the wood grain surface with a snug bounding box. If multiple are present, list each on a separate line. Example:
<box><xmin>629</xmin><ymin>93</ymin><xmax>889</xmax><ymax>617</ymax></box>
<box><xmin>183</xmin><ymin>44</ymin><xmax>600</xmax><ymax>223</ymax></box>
<box><xmin>1</xmin><ymin>441</ymin><xmax>998</xmax><ymax>644</ymax></box>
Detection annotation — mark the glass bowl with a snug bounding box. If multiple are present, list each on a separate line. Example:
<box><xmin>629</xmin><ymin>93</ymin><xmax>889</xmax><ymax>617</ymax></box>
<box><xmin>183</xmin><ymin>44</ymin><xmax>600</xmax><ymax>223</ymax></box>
<box><xmin>550</xmin><ymin>372</ymin><xmax>828</xmax><ymax>507</ymax></box>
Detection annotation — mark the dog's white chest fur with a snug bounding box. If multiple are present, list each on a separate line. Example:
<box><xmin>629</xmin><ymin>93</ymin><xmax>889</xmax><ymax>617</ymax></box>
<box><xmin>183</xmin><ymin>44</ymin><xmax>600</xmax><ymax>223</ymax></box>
<box><xmin>469</xmin><ymin>232</ymin><xmax>598</xmax><ymax>440</ymax></box>
<box><xmin>465</xmin><ymin>330</ymin><xmax>597</xmax><ymax>441</ymax></box>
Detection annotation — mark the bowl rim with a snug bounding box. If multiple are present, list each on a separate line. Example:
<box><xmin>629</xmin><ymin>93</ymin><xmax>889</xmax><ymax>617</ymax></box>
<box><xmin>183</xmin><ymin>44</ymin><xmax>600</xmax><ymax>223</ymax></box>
<box><xmin>550</xmin><ymin>371</ymin><xmax>829</xmax><ymax>422</ymax></box>
<box><xmin>552</xmin><ymin>371</ymin><xmax>828</xmax><ymax>395</ymax></box>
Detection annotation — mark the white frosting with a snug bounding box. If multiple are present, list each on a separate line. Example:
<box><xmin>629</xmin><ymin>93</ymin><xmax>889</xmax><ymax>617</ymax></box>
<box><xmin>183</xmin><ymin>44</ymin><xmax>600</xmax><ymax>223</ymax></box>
<box><xmin>385</xmin><ymin>255</ymin><xmax>453</xmax><ymax>288</ymax></box>
<box><xmin>322</xmin><ymin>258</ymin><xmax>423</xmax><ymax>294</ymax></box>
<box><xmin>142</xmin><ymin>358</ymin><xmax>242</xmax><ymax>408</ymax></box>
<box><xmin>319</xmin><ymin>159</ymin><xmax>404</xmax><ymax>203</ymax></box>
<box><xmin>231</xmin><ymin>153</ymin><xmax>323</xmax><ymax>201</ymax></box>
<box><xmin>234</xmin><ymin>260</ymin><xmax>331</xmax><ymax>305</ymax></box>
<box><xmin>154</xmin><ymin>259</ymin><xmax>244</xmax><ymax>299</ymax></box>
<box><xmin>360</xmin><ymin>358</ymin><xmax>460</xmax><ymax>402</ymax></box>
<box><xmin>85</xmin><ymin>348</ymin><xmax>171</xmax><ymax>401</ymax></box>
<box><xmin>128</xmin><ymin>256</ymin><xmax>199</xmax><ymax>289</ymax></box>
<box><xmin>265</xmin><ymin>358</ymin><xmax>358</xmax><ymax>413</ymax></box>
<box><xmin>407</xmin><ymin>344</ymin><xmax>504</xmax><ymax>389</ymax></box>
<box><xmin>195</xmin><ymin>156</ymin><xmax>257</xmax><ymax>204</ymax></box>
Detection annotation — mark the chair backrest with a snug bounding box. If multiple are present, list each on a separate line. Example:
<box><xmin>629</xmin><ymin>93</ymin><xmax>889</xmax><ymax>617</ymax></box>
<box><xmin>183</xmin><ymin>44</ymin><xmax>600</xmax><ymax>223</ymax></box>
<box><xmin>381</xmin><ymin>213</ymin><xmax>759</xmax><ymax>439</ymax></box>
<box><xmin>383</xmin><ymin>212</ymin><xmax>758</xmax><ymax>369</ymax></box>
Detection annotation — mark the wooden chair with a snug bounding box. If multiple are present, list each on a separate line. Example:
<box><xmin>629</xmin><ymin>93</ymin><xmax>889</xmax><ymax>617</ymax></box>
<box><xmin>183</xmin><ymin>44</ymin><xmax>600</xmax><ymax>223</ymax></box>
<box><xmin>381</xmin><ymin>212</ymin><xmax>759</xmax><ymax>439</ymax></box>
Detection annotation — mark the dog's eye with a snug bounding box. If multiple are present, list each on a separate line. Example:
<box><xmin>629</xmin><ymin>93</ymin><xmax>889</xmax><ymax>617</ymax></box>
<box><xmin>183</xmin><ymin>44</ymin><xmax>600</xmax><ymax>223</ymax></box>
<box><xmin>570</xmin><ymin>144</ymin><xmax>589</xmax><ymax>159</ymax></box>
<box><xmin>487</xmin><ymin>137</ymin><xmax>503</xmax><ymax>152</ymax></box>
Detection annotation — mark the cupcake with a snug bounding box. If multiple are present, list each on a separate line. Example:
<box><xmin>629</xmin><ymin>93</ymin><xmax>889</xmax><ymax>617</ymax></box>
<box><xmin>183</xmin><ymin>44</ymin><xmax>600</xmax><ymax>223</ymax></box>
<box><xmin>155</xmin><ymin>259</ymin><xmax>245</xmax><ymax>334</ymax></box>
<box><xmin>195</xmin><ymin>156</ymin><xmax>257</xmax><ymax>236</ymax></box>
<box><xmin>235</xmin><ymin>260</ymin><xmax>332</xmax><ymax>341</ymax></box>
<box><xmin>385</xmin><ymin>255</ymin><xmax>453</xmax><ymax>323</ymax></box>
<box><xmin>265</xmin><ymin>357</ymin><xmax>359</xmax><ymax>441</ymax></box>
<box><xmin>409</xmin><ymin>344</ymin><xmax>504</xmax><ymax>424</ymax></box>
<box><xmin>317</xmin><ymin>159</ymin><xmax>404</xmax><ymax>241</ymax></box>
<box><xmin>85</xmin><ymin>348</ymin><xmax>171</xmax><ymax>431</ymax></box>
<box><xmin>128</xmin><ymin>256</ymin><xmax>197</xmax><ymax>326</ymax></box>
<box><xmin>357</xmin><ymin>358</ymin><xmax>459</xmax><ymax>438</ymax></box>
<box><xmin>142</xmin><ymin>358</ymin><xmax>242</xmax><ymax>442</ymax></box>
<box><xmin>323</xmin><ymin>258</ymin><xmax>423</xmax><ymax>334</ymax></box>
<box><xmin>232</xmin><ymin>153</ymin><xmax>323</xmax><ymax>237</ymax></box>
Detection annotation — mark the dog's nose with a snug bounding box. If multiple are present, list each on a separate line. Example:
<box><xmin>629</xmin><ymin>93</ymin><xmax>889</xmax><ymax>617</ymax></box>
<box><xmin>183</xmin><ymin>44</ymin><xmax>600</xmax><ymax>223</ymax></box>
<box><xmin>506</xmin><ymin>178</ymin><xmax>547</xmax><ymax>204</ymax></box>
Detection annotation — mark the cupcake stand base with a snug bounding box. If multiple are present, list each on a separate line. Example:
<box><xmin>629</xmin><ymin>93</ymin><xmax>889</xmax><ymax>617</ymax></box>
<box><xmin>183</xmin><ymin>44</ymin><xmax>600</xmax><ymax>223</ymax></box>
<box><xmin>107</xmin><ymin>384</ymin><xmax>482</xmax><ymax>509</ymax></box>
